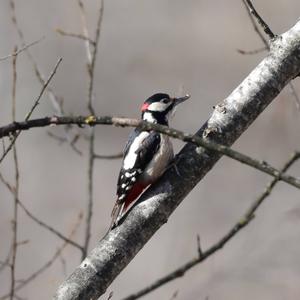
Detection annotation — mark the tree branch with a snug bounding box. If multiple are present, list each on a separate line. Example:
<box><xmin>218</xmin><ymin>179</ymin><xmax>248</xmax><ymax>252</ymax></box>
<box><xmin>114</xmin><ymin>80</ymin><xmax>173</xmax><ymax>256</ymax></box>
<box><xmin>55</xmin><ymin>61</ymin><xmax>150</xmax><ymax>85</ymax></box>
<box><xmin>242</xmin><ymin>0</ymin><xmax>300</xmax><ymax>109</ymax></box>
<box><xmin>0</xmin><ymin>213</ymin><xmax>83</xmax><ymax>300</ymax></box>
<box><xmin>9</xmin><ymin>45</ymin><xmax>19</xmax><ymax>300</ymax></box>
<box><xmin>93</xmin><ymin>152</ymin><xmax>123</xmax><ymax>160</ymax></box>
<box><xmin>55</xmin><ymin>28</ymin><xmax>96</xmax><ymax>46</ymax></box>
<box><xmin>78</xmin><ymin>0</ymin><xmax>105</xmax><ymax>260</ymax></box>
<box><xmin>0</xmin><ymin>38</ymin><xmax>43</xmax><ymax>62</ymax></box>
<box><xmin>52</xmin><ymin>20</ymin><xmax>300</xmax><ymax>300</ymax></box>
<box><xmin>1</xmin><ymin>116</ymin><xmax>300</xmax><ymax>190</ymax></box>
<box><xmin>243</xmin><ymin>0</ymin><xmax>275</xmax><ymax>39</ymax></box>
<box><xmin>0</xmin><ymin>58</ymin><xmax>62</xmax><ymax>164</ymax></box>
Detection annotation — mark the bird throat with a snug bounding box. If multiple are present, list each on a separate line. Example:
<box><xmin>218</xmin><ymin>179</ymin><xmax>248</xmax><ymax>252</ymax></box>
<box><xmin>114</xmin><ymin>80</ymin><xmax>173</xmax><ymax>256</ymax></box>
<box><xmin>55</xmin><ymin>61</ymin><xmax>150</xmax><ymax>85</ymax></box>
<box><xmin>142</xmin><ymin>111</ymin><xmax>168</xmax><ymax>125</ymax></box>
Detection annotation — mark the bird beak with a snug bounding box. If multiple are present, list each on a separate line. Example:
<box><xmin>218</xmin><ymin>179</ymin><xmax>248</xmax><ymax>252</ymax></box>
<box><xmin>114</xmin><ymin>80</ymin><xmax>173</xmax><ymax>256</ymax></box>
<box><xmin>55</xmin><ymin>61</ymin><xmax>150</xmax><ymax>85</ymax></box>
<box><xmin>173</xmin><ymin>94</ymin><xmax>190</xmax><ymax>106</ymax></box>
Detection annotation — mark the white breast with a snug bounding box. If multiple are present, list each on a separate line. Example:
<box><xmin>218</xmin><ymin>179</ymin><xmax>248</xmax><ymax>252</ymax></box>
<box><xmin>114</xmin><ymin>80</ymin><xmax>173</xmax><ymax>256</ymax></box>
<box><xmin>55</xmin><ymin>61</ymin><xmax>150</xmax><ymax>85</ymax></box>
<box><xmin>140</xmin><ymin>134</ymin><xmax>174</xmax><ymax>184</ymax></box>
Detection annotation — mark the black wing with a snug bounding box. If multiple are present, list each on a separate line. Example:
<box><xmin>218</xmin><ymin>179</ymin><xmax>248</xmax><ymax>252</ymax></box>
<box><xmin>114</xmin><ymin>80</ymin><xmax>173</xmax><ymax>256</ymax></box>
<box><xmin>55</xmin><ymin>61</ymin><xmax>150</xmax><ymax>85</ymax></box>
<box><xmin>123</xmin><ymin>128</ymin><xmax>140</xmax><ymax>157</ymax></box>
<box><xmin>116</xmin><ymin>130</ymin><xmax>161</xmax><ymax>201</ymax></box>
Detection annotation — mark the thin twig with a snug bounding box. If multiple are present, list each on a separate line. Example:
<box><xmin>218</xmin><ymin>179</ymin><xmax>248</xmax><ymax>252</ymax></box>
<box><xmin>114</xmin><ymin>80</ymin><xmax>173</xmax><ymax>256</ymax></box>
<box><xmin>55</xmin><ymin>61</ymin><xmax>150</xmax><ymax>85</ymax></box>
<box><xmin>242</xmin><ymin>0</ymin><xmax>268</xmax><ymax>47</ymax></box>
<box><xmin>55</xmin><ymin>28</ymin><xmax>96</xmax><ymax>46</ymax></box>
<box><xmin>18</xmin><ymin>201</ymin><xmax>84</xmax><ymax>252</ymax></box>
<box><xmin>241</xmin><ymin>0</ymin><xmax>300</xmax><ymax>110</ymax></box>
<box><xmin>0</xmin><ymin>173</ymin><xmax>83</xmax><ymax>252</ymax></box>
<box><xmin>1</xmin><ymin>116</ymin><xmax>300</xmax><ymax>190</ymax></box>
<box><xmin>77</xmin><ymin>0</ymin><xmax>93</xmax><ymax>68</ymax></box>
<box><xmin>47</xmin><ymin>131</ymin><xmax>83</xmax><ymax>155</ymax></box>
<box><xmin>84</xmin><ymin>127</ymin><xmax>95</xmax><ymax>260</ymax></box>
<box><xmin>87</xmin><ymin>0</ymin><xmax>104</xmax><ymax>114</ymax></box>
<box><xmin>10</xmin><ymin>0</ymin><xmax>84</xmax><ymax>154</ymax></box>
<box><xmin>0</xmin><ymin>245</ymin><xmax>13</xmax><ymax>275</ymax></box>
<box><xmin>122</xmin><ymin>152</ymin><xmax>300</xmax><ymax>300</ymax></box>
<box><xmin>9</xmin><ymin>0</ymin><xmax>63</xmax><ymax>116</ymax></box>
<box><xmin>93</xmin><ymin>152</ymin><xmax>123</xmax><ymax>160</ymax></box>
<box><xmin>0</xmin><ymin>58</ymin><xmax>62</xmax><ymax>164</ymax></box>
<box><xmin>78</xmin><ymin>0</ymin><xmax>93</xmax><ymax>260</ymax></box>
<box><xmin>196</xmin><ymin>235</ymin><xmax>203</xmax><ymax>258</ymax></box>
<box><xmin>237</xmin><ymin>46</ymin><xmax>268</xmax><ymax>55</ymax></box>
<box><xmin>243</xmin><ymin>0</ymin><xmax>275</xmax><ymax>39</ymax></box>
<box><xmin>78</xmin><ymin>0</ymin><xmax>105</xmax><ymax>260</ymax></box>
<box><xmin>0</xmin><ymin>213</ymin><xmax>83</xmax><ymax>300</ymax></box>
<box><xmin>10</xmin><ymin>46</ymin><xmax>19</xmax><ymax>300</ymax></box>
<box><xmin>25</xmin><ymin>58</ymin><xmax>62</xmax><ymax>120</ymax></box>
<box><xmin>0</xmin><ymin>38</ymin><xmax>43</xmax><ymax>62</ymax></box>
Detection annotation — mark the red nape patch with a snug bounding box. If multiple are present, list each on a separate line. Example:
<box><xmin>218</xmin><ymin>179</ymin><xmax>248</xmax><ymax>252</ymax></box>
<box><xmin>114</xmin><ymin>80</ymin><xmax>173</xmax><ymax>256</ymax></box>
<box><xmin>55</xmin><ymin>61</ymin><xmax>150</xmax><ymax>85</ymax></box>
<box><xmin>141</xmin><ymin>103</ymin><xmax>149</xmax><ymax>112</ymax></box>
<box><xmin>124</xmin><ymin>183</ymin><xmax>148</xmax><ymax>211</ymax></box>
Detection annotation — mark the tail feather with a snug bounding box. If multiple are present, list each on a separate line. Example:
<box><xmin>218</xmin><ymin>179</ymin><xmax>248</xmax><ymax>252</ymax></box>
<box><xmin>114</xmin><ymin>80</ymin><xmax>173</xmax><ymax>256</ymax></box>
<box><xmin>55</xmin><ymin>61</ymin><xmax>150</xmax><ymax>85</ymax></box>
<box><xmin>110</xmin><ymin>183</ymin><xmax>148</xmax><ymax>229</ymax></box>
<box><xmin>110</xmin><ymin>201</ymin><xmax>125</xmax><ymax>229</ymax></box>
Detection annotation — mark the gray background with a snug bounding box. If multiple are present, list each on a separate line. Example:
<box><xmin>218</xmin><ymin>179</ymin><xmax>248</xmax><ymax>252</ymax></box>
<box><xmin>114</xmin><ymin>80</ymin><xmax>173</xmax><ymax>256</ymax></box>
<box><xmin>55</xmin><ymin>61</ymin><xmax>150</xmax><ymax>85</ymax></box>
<box><xmin>1</xmin><ymin>0</ymin><xmax>300</xmax><ymax>299</ymax></box>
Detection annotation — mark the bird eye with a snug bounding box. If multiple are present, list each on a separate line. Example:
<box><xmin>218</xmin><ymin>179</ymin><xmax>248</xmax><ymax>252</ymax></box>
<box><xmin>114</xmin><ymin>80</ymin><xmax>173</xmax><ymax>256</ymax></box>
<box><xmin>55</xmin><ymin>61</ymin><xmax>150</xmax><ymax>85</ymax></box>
<box><xmin>161</xmin><ymin>98</ymin><xmax>170</xmax><ymax>104</ymax></box>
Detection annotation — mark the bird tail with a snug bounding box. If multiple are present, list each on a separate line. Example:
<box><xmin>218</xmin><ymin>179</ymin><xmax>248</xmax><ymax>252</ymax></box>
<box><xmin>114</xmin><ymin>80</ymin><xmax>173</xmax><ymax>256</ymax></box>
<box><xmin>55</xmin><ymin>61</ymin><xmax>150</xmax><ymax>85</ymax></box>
<box><xmin>110</xmin><ymin>183</ymin><xmax>148</xmax><ymax>230</ymax></box>
<box><xmin>110</xmin><ymin>201</ymin><xmax>125</xmax><ymax>229</ymax></box>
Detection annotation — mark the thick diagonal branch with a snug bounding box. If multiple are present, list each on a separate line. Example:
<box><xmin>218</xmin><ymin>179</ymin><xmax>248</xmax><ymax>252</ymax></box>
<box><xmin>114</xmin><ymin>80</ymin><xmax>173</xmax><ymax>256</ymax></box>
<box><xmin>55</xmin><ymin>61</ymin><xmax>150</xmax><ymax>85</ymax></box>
<box><xmin>54</xmin><ymin>21</ymin><xmax>299</xmax><ymax>299</ymax></box>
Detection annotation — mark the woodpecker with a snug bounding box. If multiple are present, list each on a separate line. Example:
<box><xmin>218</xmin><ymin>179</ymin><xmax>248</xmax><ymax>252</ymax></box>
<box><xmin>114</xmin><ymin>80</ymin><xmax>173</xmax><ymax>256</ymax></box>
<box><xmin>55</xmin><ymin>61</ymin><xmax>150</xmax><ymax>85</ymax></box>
<box><xmin>111</xmin><ymin>93</ymin><xmax>190</xmax><ymax>228</ymax></box>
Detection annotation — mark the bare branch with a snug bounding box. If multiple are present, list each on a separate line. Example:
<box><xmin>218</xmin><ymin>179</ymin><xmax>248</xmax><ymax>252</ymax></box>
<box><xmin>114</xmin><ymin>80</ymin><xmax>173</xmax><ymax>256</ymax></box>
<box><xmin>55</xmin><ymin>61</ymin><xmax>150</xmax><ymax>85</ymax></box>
<box><xmin>87</xmin><ymin>0</ymin><xmax>104</xmax><ymax>113</ymax></box>
<box><xmin>196</xmin><ymin>235</ymin><xmax>203</xmax><ymax>258</ymax></box>
<box><xmin>78</xmin><ymin>0</ymin><xmax>105</xmax><ymax>260</ymax></box>
<box><xmin>0</xmin><ymin>173</ymin><xmax>83</xmax><ymax>252</ymax></box>
<box><xmin>0</xmin><ymin>213</ymin><xmax>83</xmax><ymax>300</ymax></box>
<box><xmin>18</xmin><ymin>201</ymin><xmax>84</xmax><ymax>252</ymax></box>
<box><xmin>0</xmin><ymin>38</ymin><xmax>43</xmax><ymax>62</ymax></box>
<box><xmin>53</xmin><ymin>20</ymin><xmax>300</xmax><ymax>299</ymax></box>
<box><xmin>0</xmin><ymin>58</ymin><xmax>62</xmax><ymax>164</ymax></box>
<box><xmin>84</xmin><ymin>126</ymin><xmax>95</xmax><ymax>260</ymax></box>
<box><xmin>242</xmin><ymin>0</ymin><xmax>300</xmax><ymax>109</ymax></box>
<box><xmin>1</xmin><ymin>115</ymin><xmax>300</xmax><ymax>190</ymax></box>
<box><xmin>10</xmin><ymin>46</ymin><xmax>19</xmax><ymax>300</ymax></box>
<box><xmin>77</xmin><ymin>0</ymin><xmax>93</xmax><ymax>65</ymax></box>
<box><xmin>122</xmin><ymin>151</ymin><xmax>300</xmax><ymax>300</ymax></box>
<box><xmin>9</xmin><ymin>0</ymin><xmax>63</xmax><ymax>116</ymax></box>
<box><xmin>55</xmin><ymin>28</ymin><xmax>96</xmax><ymax>46</ymax></box>
<box><xmin>78</xmin><ymin>0</ymin><xmax>94</xmax><ymax>260</ymax></box>
<box><xmin>237</xmin><ymin>46</ymin><xmax>268</xmax><ymax>55</ymax></box>
<box><xmin>243</xmin><ymin>0</ymin><xmax>275</xmax><ymax>39</ymax></box>
<box><xmin>93</xmin><ymin>152</ymin><xmax>123</xmax><ymax>160</ymax></box>
<box><xmin>9</xmin><ymin>0</ymin><xmax>84</xmax><ymax>155</ymax></box>
<box><xmin>25</xmin><ymin>58</ymin><xmax>62</xmax><ymax>120</ymax></box>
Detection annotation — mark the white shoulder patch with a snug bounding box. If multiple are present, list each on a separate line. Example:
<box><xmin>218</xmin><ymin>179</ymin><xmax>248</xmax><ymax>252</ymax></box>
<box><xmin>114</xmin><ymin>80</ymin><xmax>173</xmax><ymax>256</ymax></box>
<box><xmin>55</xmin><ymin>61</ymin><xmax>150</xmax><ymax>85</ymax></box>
<box><xmin>123</xmin><ymin>131</ymin><xmax>149</xmax><ymax>170</ymax></box>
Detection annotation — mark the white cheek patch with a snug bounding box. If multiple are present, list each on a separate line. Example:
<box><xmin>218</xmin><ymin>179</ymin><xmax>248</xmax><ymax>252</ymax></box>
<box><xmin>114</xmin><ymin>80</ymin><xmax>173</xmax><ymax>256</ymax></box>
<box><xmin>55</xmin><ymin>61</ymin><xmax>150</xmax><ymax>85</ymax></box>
<box><xmin>148</xmin><ymin>102</ymin><xmax>170</xmax><ymax>112</ymax></box>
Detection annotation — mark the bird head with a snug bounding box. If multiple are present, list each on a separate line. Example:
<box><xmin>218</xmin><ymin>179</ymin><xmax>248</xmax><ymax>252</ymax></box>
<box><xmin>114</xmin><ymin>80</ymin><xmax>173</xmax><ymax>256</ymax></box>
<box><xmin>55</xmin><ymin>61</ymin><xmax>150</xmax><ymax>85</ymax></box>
<box><xmin>141</xmin><ymin>93</ymin><xmax>190</xmax><ymax>125</ymax></box>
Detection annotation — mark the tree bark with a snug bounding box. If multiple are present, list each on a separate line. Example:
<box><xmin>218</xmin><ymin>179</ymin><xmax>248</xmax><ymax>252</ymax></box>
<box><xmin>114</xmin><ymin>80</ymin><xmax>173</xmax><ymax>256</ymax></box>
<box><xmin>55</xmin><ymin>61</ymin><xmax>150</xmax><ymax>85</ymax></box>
<box><xmin>53</xmin><ymin>21</ymin><xmax>300</xmax><ymax>300</ymax></box>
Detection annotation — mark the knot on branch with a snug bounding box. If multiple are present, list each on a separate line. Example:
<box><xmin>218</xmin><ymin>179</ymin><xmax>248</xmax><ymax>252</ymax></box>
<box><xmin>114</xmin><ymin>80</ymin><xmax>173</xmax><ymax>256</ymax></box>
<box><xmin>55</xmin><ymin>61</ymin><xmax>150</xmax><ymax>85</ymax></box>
<box><xmin>85</xmin><ymin>115</ymin><xmax>96</xmax><ymax>126</ymax></box>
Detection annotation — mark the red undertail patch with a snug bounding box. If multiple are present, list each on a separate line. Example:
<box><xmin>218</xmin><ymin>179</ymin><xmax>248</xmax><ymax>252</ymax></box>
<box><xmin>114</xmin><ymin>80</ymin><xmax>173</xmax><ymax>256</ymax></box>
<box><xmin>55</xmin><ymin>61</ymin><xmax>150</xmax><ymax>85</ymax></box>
<box><xmin>124</xmin><ymin>183</ymin><xmax>148</xmax><ymax>211</ymax></box>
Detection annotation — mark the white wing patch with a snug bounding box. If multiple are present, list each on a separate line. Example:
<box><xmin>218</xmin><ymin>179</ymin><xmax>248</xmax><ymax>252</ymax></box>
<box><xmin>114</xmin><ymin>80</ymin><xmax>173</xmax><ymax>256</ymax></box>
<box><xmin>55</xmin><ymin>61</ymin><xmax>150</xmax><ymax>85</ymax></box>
<box><xmin>123</xmin><ymin>131</ymin><xmax>149</xmax><ymax>170</ymax></box>
<box><xmin>147</xmin><ymin>102</ymin><xmax>171</xmax><ymax>112</ymax></box>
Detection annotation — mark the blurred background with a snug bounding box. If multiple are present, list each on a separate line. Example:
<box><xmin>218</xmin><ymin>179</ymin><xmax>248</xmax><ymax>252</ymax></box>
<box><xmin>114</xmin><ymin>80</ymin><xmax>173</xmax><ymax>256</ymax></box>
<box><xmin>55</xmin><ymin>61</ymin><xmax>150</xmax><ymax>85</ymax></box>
<box><xmin>1</xmin><ymin>0</ymin><xmax>300</xmax><ymax>299</ymax></box>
